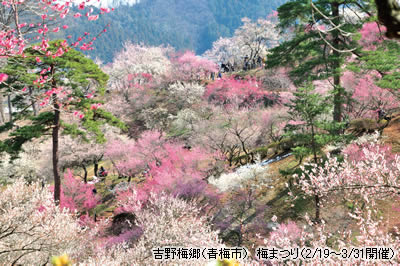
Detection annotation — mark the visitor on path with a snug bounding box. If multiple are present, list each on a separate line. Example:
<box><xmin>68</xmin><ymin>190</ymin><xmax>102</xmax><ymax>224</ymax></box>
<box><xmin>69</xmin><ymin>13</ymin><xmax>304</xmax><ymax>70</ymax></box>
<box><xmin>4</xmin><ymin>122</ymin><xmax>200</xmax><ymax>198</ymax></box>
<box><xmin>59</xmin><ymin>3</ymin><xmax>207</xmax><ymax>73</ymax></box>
<box><xmin>243</xmin><ymin>55</ymin><xmax>249</xmax><ymax>70</ymax></box>
<box><xmin>377</xmin><ymin>108</ymin><xmax>386</xmax><ymax>120</ymax></box>
<box><xmin>99</xmin><ymin>166</ymin><xmax>108</xmax><ymax>177</ymax></box>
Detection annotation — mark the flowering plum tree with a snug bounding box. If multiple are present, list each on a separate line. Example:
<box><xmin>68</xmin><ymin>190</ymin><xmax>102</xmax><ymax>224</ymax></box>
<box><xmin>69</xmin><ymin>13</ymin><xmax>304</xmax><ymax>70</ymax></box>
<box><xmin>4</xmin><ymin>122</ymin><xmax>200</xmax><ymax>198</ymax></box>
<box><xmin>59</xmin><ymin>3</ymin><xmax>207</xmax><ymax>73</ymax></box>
<box><xmin>0</xmin><ymin>141</ymin><xmax>45</xmax><ymax>183</ymax></box>
<box><xmin>59</xmin><ymin>170</ymin><xmax>100</xmax><ymax>218</ymax></box>
<box><xmin>358</xmin><ymin>22</ymin><xmax>386</xmax><ymax>51</ymax></box>
<box><xmin>167</xmin><ymin>81</ymin><xmax>206</xmax><ymax>107</ymax></box>
<box><xmin>204</xmin><ymin>15</ymin><xmax>281</xmax><ymax>70</ymax></box>
<box><xmin>291</xmin><ymin>133</ymin><xmax>400</xmax><ymax>225</ymax></box>
<box><xmin>0</xmin><ymin>179</ymin><xmax>86</xmax><ymax>265</ymax></box>
<box><xmin>209</xmin><ymin>163</ymin><xmax>271</xmax><ymax>246</ymax></box>
<box><xmin>82</xmin><ymin>191</ymin><xmax>223</xmax><ymax>265</ymax></box>
<box><xmin>169</xmin><ymin>51</ymin><xmax>218</xmax><ymax>82</ymax></box>
<box><xmin>106</xmin><ymin>131</ymin><xmax>217</xmax><ymax>202</ymax></box>
<box><xmin>264</xmin><ymin>210</ymin><xmax>400</xmax><ymax>264</ymax></box>
<box><xmin>190</xmin><ymin>104</ymin><xmax>287</xmax><ymax>167</ymax></box>
<box><xmin>105</xmin><ymin>42</ymin><xmax>172</xmax><ymax>90</ymax></box>
<box><xmin>191</xmin><ymin>106</ymin><xmax>264</xmax><ymax>166</ymax></box>
<box><xmin>58</xmin><ymin>133</ymin><xmax>114</xmax><ymax>182</ymax></box>
<box><xmin>234</xmin><ymin>16</ymin><xmax>280</xmax><ymax>68</ymax></box>
<box><xmin>204</xmin><ymin>76</ymin><xmax>276</xmax><ymax>108</ymax></box>
<box><xmin>203</xmin><ymin>37</ymin><xmax>241</xmax><ymax>68</ymax></box>
<box><xmin>341</xmin><ymin>71</ymin><xmax>398</xmax><ymax>119</ymax></box>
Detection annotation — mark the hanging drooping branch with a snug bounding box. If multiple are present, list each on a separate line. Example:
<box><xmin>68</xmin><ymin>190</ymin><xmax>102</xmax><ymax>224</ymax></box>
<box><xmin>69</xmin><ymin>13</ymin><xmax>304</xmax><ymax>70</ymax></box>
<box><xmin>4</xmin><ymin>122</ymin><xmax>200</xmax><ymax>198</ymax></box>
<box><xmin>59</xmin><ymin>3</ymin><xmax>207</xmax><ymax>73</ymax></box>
<box><xmin>310</xmin><ymin>1</ymin><xmax>357</xmax><ymax>53</ymax></box>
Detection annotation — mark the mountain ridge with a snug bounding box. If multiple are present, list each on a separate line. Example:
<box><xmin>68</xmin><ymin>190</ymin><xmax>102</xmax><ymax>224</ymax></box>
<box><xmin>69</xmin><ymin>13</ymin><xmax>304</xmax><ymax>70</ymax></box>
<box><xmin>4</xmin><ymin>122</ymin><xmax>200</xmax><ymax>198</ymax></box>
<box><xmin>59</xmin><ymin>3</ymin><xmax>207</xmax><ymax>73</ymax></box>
<box><xmin>63</xmin><ymin>0</ymin><xmax>288</xmax><ymax>63</ymax></box>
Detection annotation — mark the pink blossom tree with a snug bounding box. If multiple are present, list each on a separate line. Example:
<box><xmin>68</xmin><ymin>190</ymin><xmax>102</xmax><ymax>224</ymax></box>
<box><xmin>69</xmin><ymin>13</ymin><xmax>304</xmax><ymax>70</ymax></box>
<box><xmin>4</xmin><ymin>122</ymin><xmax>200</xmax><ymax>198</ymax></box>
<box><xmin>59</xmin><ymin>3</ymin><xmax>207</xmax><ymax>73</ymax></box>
<box><xmin>169</xmin><ymin>51</ymin><xmax>218</xmax><ymax>82</ymax></box>
<box><xmin>204</xmin><ymin>76</ymin><xmax>277</xmax><ymax>108</ymax></box>
<box><xmin>106</xmin><ymin>131</ymin><xmax>218</xmax><ymax>203</ymax></box>
<box><xmin>358</xmin><ymin>22</ymin><xmax>387</xmax><ymax>51</ymax></box>
<box><xmin>59</xmin><ymin>170</ymin><xmax>100</xmax><ymax>217</ymax></box>
<box><xmin>341</xmin><ymin>71</ymin><xmax>398</xmax><ymax>119</ymax></box>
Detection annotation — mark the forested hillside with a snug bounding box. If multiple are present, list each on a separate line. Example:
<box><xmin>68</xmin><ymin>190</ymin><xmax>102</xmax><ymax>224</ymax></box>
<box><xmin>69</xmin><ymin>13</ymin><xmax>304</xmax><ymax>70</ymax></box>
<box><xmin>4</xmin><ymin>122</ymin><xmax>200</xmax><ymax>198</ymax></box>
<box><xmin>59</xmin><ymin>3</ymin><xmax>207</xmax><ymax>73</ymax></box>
<box><xmin>62</xmin><ymin>0</ymin><xmax>287</xmax><ymax>63</ymax></box>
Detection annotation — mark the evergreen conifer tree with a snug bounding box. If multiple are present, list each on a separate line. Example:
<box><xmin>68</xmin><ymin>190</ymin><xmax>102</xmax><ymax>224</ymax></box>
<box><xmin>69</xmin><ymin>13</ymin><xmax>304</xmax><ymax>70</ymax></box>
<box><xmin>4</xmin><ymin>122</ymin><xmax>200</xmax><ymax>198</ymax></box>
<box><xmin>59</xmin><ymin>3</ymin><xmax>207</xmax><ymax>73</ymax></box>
<box><xmin>267</xmin><ymin>0</ymin><xmax>373</xmax><ymax>123</ymax></box>
<box><xmin>0</xmin><ymin>40</ymin><xmax>125</xmax><ymax>203</ymax></box>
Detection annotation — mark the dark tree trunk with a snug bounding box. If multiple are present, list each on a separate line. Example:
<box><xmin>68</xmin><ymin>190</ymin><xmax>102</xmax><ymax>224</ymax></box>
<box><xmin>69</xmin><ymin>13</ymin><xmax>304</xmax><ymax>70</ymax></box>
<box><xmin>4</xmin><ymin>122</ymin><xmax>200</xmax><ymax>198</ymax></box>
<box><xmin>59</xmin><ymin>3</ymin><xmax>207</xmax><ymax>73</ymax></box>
<box><xmin>311</xmin><ymin>124</ymin><xmax>318</xmax><ymax>164</ymax></box>
<box><xmin>7</xmin><ymin>94</ymin><xmax>12</xmax><ymax>124</ymax></box>
<box><xmin>29</xmin><ymin>87</ymin><xmax>37</xmax><ymax>116</ymax></box>
<box><xmin>52</xmin><ymin>95</ymin><xmax>61</xmax><ymax>204</ymax></box>
<box><xmin>0</xmin><ymin>93</ymin><xmax>5</xmax><ymax>124</ymax></box>
<box><xmin>51</xmin><ymin>64</ymin><xmax>61</xmax><ymax>205</ymax></box>
<box><xmin>82</xmin><ymin>164</ymin><xmax>88</xmax><ymax>184</ymax></box>
<box><xmin>314</xmin><ymin>194</ymin><xmax>320</xmax><ymax>222</ymax></box>
<box><xmin>331</xmin><ymin>2</ymin><xmax>343</xmax><ymax>123</ymax></box>
<box><xmin>237</xmin><ymin>224</ymin><xmax>243</xmax><ymax>246</ymax></box>
<box><xmin>94</xmin><ymin>163</ymin><xmax>99</xmax><ymax>177</ymax></box>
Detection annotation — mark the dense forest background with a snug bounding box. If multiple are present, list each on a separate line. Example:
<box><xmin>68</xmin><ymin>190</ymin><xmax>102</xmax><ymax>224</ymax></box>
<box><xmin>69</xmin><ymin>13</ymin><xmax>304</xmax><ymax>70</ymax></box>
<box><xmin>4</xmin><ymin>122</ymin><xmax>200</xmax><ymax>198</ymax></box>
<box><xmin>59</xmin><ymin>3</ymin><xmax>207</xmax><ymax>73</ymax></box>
<box><xmin>61</xmin><ymin>0</ymin><xmax>287</xmax><ymax>63</ymax></box>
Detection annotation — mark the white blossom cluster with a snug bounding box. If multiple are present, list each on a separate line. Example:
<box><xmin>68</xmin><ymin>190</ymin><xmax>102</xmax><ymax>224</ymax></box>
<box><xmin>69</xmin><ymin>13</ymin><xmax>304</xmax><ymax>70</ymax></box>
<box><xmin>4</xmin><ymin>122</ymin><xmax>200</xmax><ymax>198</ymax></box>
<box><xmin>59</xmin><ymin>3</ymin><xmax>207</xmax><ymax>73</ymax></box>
<box><xmin>353</xmin><ymin>130</ymin><xmax>381</xmax><ymax>145</ymax></box>
<box><xmin>209</xmin><ymin>162</ymin><xmax>270</xmax><ymax>192</ymax></box>
<box><xmin>168</xmin><ymin>82</ymin><xmax>205</xmax><ymax>105</ymax></box>
<box><xmin>0</xmin><ymin>141</ymin><xmax>52</xmax><ymax>184</ymax></box>
<box><xmin>0</xmin><ymin>179</ymin><xmax>87</xmax><ymax>265</ymax></box>
<box><xmin>81</xmin><ymin>192</ymin><xmax>222</xmax><ymax>265</ymax></box>
<box><xmin>169</xmin><ymin>108</ymin><xmax>200</xmax><ymax>136</ymax></box>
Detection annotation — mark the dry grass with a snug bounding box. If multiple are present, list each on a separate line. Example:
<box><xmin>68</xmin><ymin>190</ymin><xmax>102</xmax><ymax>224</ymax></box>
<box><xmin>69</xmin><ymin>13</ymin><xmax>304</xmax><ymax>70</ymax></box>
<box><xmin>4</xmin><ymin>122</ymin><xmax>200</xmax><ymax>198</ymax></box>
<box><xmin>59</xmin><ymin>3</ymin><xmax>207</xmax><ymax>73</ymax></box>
<box><xmin>383</xmin><ymin>112</ymin><xmax>400</xmax><ymax>153</ymax></box>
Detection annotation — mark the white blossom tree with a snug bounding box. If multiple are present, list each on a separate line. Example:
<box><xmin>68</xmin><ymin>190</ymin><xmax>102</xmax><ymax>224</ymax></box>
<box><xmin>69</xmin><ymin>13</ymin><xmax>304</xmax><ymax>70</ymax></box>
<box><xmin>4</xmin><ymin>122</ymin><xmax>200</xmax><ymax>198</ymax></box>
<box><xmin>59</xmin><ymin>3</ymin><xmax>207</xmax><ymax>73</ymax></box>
<box><xmin>104</xmin><ymin>42</ymin><xmax>172</xmax><ymax>91</ymax></box>
<box><xmin>264</xmin><ymin>209</ymin><xmax>400</xmax><ymax>264</ymax></box>
<box><xmin>204</xmin><ymin>37</ymin><xmax>242</xmax><ymax>68</ymax></box>
<box><xmin>234</xmin><ymin>17</ymin><xmax>280</xmax><ymax>68</ymax></box>
<box><xmin>81</xmin><ymin>191</ymin><xmax>223</xmax><ymax>265</ymax></box>
<box><xmin>0</xmin><ymin>179</ymin><xmax>87</xmax><ymax>265</ymax></box>
<box><xmin>204</xmin><ymin>15</ymin><xmax>281</xmax><ymax>70</ymax></box>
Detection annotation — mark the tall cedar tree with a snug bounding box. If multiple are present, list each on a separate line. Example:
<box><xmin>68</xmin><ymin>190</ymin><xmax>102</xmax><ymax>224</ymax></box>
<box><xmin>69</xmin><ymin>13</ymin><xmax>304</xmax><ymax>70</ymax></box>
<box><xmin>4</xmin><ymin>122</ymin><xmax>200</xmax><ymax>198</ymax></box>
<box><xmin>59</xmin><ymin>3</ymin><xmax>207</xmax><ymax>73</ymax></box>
<box><xmin>284</xmin><ymin>84</ymin><xmax>345</xmax><ymax>221</ymax></box>
<box><xmin>0</xmin><ymin>40</ymin><xmax>125</xmax><ymax>203</ymax></box>
<box><xmin>267</xmin><ymin>0</ymin><xmax>373</xmax><ymax>122</ymax></box>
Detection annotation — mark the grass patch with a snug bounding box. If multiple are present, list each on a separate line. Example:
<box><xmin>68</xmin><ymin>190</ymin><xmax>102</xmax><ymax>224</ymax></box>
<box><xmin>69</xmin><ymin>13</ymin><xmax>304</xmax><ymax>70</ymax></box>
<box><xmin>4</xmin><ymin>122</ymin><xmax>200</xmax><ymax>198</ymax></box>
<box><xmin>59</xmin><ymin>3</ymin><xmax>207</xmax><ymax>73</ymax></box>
<box><xmin>267</xmin><ymin>188</ymin><xmax>314</xmax><ymax>221</ymax></box>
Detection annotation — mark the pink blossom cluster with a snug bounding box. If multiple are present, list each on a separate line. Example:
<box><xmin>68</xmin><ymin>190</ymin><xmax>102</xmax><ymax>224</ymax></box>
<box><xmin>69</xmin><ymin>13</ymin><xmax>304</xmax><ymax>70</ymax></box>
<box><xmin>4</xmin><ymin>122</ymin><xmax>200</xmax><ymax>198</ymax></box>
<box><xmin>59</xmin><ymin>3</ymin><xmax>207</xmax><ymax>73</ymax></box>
<box><xmin>170</xmin><ymin>51</ymin><xmax>218</xmax><ymax>82</ymax></box>
<box><xmin>204</xmin><ymin>76</ymin><xmax>274</xmax><ymax>107</ymax></box>
<box><xmin>341</xmin><ymin>71</ymin><xmax>398</xmax><ymax>119</ymax></box>
<box><xmin>53</xmin><ymin>170</ymin><xmax>100</xmax><ymax>216</ymax></box>
<box><xmin>106</xmin><ymin>131</ymin><xmax>218</xmax><ymax>205</ymax></box>
<box><xmin>359</xmin><ymin>22</ymin><xmax>386</xmax><ymax>51</ymax></box>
